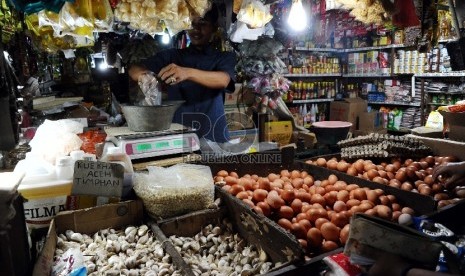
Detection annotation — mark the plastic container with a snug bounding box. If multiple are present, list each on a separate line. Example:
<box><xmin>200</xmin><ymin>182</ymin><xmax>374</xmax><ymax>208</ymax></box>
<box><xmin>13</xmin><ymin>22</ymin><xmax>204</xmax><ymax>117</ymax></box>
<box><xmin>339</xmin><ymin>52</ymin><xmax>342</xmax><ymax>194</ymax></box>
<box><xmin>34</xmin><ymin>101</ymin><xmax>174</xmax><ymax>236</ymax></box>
<box><xmin>100</xmin><ymin>147</ymin><xmax>134</xmax><ymax>198</ymax></box>
<box><xmin>15</xmin><ymin>153</ymin><xmax>73</xmax><ymax>230</ymax></box>
<box><xmin>56</xmin><ymin>156</ymin><xmax>74</xmax><ymax>180</ymax></box>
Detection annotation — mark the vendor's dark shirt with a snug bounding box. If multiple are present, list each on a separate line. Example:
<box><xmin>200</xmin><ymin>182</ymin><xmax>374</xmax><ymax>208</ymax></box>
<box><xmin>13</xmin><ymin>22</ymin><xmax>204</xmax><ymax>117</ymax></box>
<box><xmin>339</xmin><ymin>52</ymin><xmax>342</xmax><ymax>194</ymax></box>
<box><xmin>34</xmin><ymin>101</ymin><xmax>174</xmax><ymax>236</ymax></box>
<box><xmin>143</xmin><ymin>46</ymin><xmax>236</xmax><ymax>143</ymax></box>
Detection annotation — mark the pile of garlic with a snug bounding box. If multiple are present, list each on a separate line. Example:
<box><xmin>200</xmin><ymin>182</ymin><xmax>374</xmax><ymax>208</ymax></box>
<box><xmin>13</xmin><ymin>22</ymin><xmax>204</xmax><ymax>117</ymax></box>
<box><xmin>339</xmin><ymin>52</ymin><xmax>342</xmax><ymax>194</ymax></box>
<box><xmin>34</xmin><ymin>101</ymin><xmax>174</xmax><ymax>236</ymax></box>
<box><xmin>169</xmin><ymin>219</ymin><xmax>282</xmax><ymax>276</ymax></box>
<box><xmin>54</xmin><ymin>225</ymin><xmax>183</xmax><ymax>276</ymax></box>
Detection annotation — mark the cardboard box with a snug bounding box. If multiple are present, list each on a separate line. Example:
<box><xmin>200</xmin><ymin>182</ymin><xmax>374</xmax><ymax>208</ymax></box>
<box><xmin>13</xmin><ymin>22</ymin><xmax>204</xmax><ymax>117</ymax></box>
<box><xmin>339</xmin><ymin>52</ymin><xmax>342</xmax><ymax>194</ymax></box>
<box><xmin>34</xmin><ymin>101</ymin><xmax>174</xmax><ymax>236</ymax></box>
<box><xmin>358</xmin><ymin>111</ymin><xmax>383</xmax><ymax>131</ymax></box>
<box><xmin>224</xmin><ymin>83</ymin><xmax>243</xmax><ymax>106</ymax></box>
<box><xmin>263</xmin><ymin>121</ymin><xmax>293</xmax><ymax>146</ymax></box>
<box><xmin>329</xmin><ymin>98</ymin><xmax>368</xmax><ymax>131</ymax></box>
<box><xmin>33</xmin><ymin>200</ymin><xmax>145</xmax><ymax>276</ymax></box>
<box><xmin>224</xmin><ymin>105</ymin><xmax>255</xmax><ymax>130</ymax></box>
<box><xmin>440</xmin><ymin>111</ymin><xmax>465</xmax><ymax>142</ymax></box>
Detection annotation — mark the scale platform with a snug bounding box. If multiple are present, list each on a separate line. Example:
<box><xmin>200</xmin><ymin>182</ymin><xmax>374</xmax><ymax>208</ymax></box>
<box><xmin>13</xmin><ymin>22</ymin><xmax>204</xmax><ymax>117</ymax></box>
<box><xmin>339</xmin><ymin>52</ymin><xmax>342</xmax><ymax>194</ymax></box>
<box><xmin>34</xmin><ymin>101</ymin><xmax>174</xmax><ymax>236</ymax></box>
<box><xmin>104</xmin><ymin>124</ymin><xmax>200</xmax><ymax>160</ymax></box>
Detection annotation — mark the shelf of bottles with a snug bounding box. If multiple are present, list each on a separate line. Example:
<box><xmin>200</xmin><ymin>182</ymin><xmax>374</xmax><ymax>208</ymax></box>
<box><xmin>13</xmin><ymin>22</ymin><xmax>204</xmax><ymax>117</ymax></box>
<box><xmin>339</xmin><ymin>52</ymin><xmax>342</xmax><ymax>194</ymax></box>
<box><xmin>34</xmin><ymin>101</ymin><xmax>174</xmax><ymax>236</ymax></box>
<box><xmin>283</xmin><ymin>81</ymin><xmax>337</xmax><ymax>102</ymax></box>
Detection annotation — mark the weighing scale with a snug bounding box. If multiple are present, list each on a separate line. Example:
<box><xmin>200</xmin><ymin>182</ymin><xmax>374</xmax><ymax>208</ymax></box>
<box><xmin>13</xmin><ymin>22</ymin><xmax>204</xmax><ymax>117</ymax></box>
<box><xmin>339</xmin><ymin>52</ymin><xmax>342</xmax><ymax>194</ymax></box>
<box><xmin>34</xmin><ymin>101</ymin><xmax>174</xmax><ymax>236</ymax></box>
<box><xmin>104</xmin><ymin>124</ymin><xmax>200</xmax><ymax>160</ymax></box>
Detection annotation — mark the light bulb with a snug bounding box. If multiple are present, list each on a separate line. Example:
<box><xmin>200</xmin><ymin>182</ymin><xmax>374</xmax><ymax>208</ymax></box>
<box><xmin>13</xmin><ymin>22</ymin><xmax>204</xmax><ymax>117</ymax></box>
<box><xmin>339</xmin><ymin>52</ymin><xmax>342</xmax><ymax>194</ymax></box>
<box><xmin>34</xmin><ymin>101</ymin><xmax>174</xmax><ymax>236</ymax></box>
<box><xmin>98</xmin><ymin>60</ymin><xmax>108</xmax><ymax>71</ymax></box>
<box><xmin>161</xmin><ymin>33</ymin><xmax>170</xmax><ymax>44</ymax></box>
<box><xmin>287</xmin><ymin>0</ymin><xmax>307</xmax><ymax>32</ymax></box>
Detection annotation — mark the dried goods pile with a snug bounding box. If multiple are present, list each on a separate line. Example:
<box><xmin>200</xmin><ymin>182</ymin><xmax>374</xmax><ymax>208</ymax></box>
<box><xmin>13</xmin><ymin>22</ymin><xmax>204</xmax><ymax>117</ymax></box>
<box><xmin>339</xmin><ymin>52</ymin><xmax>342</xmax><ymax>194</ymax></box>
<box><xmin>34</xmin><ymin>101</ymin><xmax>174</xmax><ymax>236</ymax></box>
<box><xmin>214</xmin><ymin>170</ymin><xmax>415</xmax><ymax>256</ymax></box>
<box><xmin>337</xmin><ymin>133</ymin><xmax>431</xmax><ymax>160</ymax></box>
<box><xmin>53</xmin><ymin>225</ymin><xmax>182</xmax><ymax>276</ymax></box>
<box><xmin>308</xmin><ymin>155</ymin><xmax>465</xmax><ymax>208</ymax></box>
<box><xmin>168</xmin><ymin>219</ymin><xmax>277</xmax><ymax>276</ymax></box>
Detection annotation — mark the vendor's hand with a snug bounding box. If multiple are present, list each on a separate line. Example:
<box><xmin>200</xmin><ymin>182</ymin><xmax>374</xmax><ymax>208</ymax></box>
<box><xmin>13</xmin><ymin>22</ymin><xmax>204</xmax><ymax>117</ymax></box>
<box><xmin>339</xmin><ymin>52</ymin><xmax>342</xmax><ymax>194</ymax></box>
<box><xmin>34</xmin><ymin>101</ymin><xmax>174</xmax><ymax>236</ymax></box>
<box><xmin>158</xmin><ymin>63</ymin><xmax>190</xmax><ymax>85</ymax></box>
<box><xmin>432</xmin><ymin>161</ymin><xmax>465</xmax><ymax>190</ymax></box>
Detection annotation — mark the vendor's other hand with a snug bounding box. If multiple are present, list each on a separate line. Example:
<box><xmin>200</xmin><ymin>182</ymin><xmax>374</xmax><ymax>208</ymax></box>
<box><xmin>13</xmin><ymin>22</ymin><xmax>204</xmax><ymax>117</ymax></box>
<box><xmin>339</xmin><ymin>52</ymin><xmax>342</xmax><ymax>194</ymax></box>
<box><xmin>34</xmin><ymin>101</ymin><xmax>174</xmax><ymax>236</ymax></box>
<box><xmin>158</xmin><ymin>63</ymin><xmax>190</xmax><ymax>85</ymax></box>
<box><xmin>432</xmin><ymin>161</ymin><xmax>465</xmax><ymax>190</ymax></box>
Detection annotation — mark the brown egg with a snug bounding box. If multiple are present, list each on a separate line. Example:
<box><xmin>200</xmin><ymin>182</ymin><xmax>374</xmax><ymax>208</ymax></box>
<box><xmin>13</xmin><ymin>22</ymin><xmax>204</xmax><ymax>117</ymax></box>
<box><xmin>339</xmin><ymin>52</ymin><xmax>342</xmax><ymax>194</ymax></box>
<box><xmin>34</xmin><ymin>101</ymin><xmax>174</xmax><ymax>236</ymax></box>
<box><xmin>310</xmin><ymin>194</ymin><xmax>326</xmax><ymax>206</ymax></box>
<box><xmin>327</xmin><ymin>160</ymin><xmax>338</xmax><ymax>170</ymax></box>
<box><xmin>401</xmin><ymin>207</ymin><xmax>415</xmax><ymax>215</ymax></box>
<box><xmin>217</xmin><ymin>170</ymin><xmax>229</xmax><ymax>177</ymax></box>
<box><xmin>298</xmin><ymin>219</ymin><xmax>312</xmax><ymax>232</ymax></box>
<box><xmin>307</xmin><ymin>228</ymin><xmax>323</xmax><ymax>248</ymax></box>
<box><xmin>321</xmin><ymin>241</ymin><xmax>339</xmax><ymax>252</ymax></box>
<box><xmin>353</xmin><ymin>188</ymin><xmax>367</xmax><ymax>201</ymax></box>
<box><xmin>290</xmin><ymin>198</ymin><xmax>303</xmax><ymax>214</ymax></box>
<box><xmin>365</xmin><ymin>208</ymin><xmax>377</xmax><ymax>216</ymax></box>
<box><xmin>333</xmin><ymin>201</ymin><xmax>347</xmax><ymax>212</ymax></box>
<box><xmin>395</xmin><ymin>171</ymin><xmax>407</xmax><ymax>182</ymax></box>
<box><xmin>236</xmin><ymin>191</ymin><xmax>250</xmax><ymax>200</ymax></box>
<box><xmin>278</xmin><ymin>206</ymin><xmax>294</xmax><ymax>220</ymax></box>
<box><xmin>331</xmin><ymin>212</ymin><xmax>349</xmax><ymax>228</ymax></box>
<box><xmin>367</xmin><ymin>169</ymin><xmax>379</xmax><ymax>180</ymax></box>
<box><xmin>257</xmin><ymin>201</ymin><xmax>271</xmax><ymax>216</ymax></box>
<box><xmin>346</xmin><ymin>199</ymin><xmax>361</xmax><ymax>208</ymax></box>
<box><xmin>278</xmin><ymin>218</ymin><xmax>293</xmax><ymax>231</ymax></box>
<box><xmin>392</xmin><ymin>211</ymin><xmax>402</xmax><ymax>222</ymax></box>
<box><xmin>281</xmin><ymin>189</ymin><xmax>296</xmax><ymax>203</ymax></box>
<box><xmin>391</xmin><ymin>203</ymin><xmax>401</xmax><ymax>212</ymax></box>
<box><xmin>280</xmin><ymin>169</ymin><xmax>291</xmax><ymax>178</ymax></box>
<box><xmin>258</xmin><ymin>178</ymin><xmax>271</xmax><ymax>191</ymax></box>
<box><xmin>340</xmin><ymin>224</ymin><xmax>350</xmax><ymax>244</ymax></box>
<box><xmin>386</xmin><ymin>172</ymin><xmax>395</xmax><ymax>180</ymax></box>
<box><xmin>315</xmin><ymin>157</ymin><xmax>326</xmax><ymax>167</ymax></box>
<box><xmin>347</xmin><ymin>166</ymin><xmax>358</xmax><ymax>176</ymax></box>
<box><xmin>320</xmin><ymin>222</ymin><xmax>341</xmax><ymax>242</ymax></box>
<box><xmin>373</xmin><ymin>176</ymin><xmax>387</xmax><ymax>185</ymax></box>
<box><xmin>337</xmin><ymin>162</ymin><xmax>349</xmax><ymax>172</ymax></box>
<box><xmin>376</xmin><ymin>205</ymin><xmax>392</xmax><ymax>220</ymax></box>
<box><xmin>434</xmin><ymin>193</ymin><xmax>449</xmax><ymax>201</ymax></box>
<box><xmin>424</xmin><ymin>175</ymin><xmax>434</xmax><ymax>185</ymax></box>
<box><xmin>322</xmin><ymin>191</ymin><xmax>336</xmax><ymax>207</ymax></box>
<box><xmin>291</xmin><ymin>222</ymin><xmax>307</xmax><ymax>239</ymax></box>
<box><xmin>346</xmin><ymin>184</ymin><xmax>360</xmax><ymax>191</ymax></box>
<box><xmin>230</xmin><ymin>184</ymin><xmax>245</xmax><ymax>196</ymax></box>
<box><xmin>328</xmin><ymin>174</ymin><xmax>338</xmax><ymax>185</ymax></box>
<box><xmin>337</xmin><ymin>190</ymin><xmax>350</xmax><ymax>202</ymax></box>
<box><xmin>354</xmin><ymin>160</ymin><xmax>365</xmax><ymax>173</ymax></box>
<box><xmin>385</xmin><ymin>164</ymin><xmax>395</xmax><ymax>173</ymax></box>
<box><xmin>314</xmin><ymin>218</ymin><xmax>329</xmax><ymax>230</ymax></box>
<box><xmin>296</xmin><ymin>212</ymin><xmax>309</xmax><ymax>222</ymax></box>
<box><xmin>303</xmin><ymin>176</ymin><xmax>314</xmax><ymax>186</ymax></box>
<box><xmin>401</xmin><ymin>182</ymin><xmax>413</xmax><ymax>191</ymax></box>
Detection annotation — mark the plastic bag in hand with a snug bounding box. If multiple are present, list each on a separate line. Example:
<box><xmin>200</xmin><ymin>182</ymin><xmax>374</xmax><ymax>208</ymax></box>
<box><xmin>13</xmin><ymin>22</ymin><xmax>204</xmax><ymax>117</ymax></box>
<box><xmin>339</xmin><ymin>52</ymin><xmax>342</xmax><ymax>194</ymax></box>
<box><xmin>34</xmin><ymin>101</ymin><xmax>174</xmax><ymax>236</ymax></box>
<box><xmin>138</xmin><ymin>72</ymin><xmax>162</xmax><ymax>106</ymax></box>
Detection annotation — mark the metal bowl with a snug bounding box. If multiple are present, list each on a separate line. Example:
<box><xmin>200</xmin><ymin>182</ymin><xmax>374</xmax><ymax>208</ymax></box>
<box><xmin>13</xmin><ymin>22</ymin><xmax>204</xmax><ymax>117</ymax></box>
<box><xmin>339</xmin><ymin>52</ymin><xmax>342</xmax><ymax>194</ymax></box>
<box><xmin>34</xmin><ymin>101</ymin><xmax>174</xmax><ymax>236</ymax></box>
<box><xmin>309</xmin><ymin>121</ymin><xmax>352</xmax><ymax>145</ymax></box>
<box><xmin>122</xmin><ymin>101</ymin><xmax>184</xmax><ymax>132</ymax></box>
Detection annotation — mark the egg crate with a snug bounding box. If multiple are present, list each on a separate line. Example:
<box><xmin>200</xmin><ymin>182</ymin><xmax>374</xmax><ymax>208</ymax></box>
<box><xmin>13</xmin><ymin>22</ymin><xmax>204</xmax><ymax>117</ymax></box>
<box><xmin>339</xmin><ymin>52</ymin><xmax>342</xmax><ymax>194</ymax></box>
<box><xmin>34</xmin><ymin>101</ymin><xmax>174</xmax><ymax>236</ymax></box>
<box><xmin>339</xmin><ymin>141</ymin><xmax>432</xmax><ymax>160</ymax></box>
<box><xmin>337</xmin><ymin>133</ymin><xmax>428</xmax><ymax>149</ymax></box>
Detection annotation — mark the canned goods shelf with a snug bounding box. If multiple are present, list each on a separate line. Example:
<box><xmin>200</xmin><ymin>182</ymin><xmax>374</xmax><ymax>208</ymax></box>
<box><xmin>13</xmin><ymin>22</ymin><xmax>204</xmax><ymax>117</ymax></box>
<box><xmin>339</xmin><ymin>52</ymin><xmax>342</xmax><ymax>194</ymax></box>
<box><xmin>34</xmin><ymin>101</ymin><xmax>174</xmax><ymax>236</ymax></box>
<box><xmin>367</xmin><ymin>101</ymin><xmax>421</xmax><ymax>107</ymax></box>
<box><xmin>283</xmin><ymin>73</ymin><xmax>341</xmax><ymax>77</ymax></box>
<box><xmin>291</xmin><ymin>98</ymin><xmax>335</xmax><ymax>104</ymax></box>
<box><xmin>343</xmin><ymin>73</ymin><xmax>392</xmax><ymax>77</ymax></box>
<box><xmin>415</xmin><ymin>72</ymin><xmax>465</xmax><ymax>77</ymax></box>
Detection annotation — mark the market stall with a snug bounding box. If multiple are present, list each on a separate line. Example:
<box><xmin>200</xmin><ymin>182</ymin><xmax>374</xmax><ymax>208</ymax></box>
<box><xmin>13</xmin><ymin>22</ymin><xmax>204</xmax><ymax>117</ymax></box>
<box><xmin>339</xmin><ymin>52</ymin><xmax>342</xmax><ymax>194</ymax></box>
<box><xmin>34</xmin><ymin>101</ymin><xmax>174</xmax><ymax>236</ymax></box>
<box><xmin>1</xmin><ymin>0</ymin><xmax>465</xmax><ymax>275</ymax></box>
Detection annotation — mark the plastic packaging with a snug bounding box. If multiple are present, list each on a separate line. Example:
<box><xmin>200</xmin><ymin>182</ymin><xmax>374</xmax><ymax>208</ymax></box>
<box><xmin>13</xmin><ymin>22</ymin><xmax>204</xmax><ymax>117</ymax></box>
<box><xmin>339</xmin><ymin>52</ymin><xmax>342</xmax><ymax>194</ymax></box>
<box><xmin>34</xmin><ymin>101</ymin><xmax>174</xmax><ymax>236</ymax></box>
<box><xmin>137</xmin><ymin>72</ymin><xmax>162</xmax><ymax>106</ymax></box>
<box><xmin>56</xmin><ymin>156</ymin><xmax>74</xmax><ymax>180</ymax></box>
<box><xmin>100</xmin><ymin>147</ymin><xmax>133</xmax><ymax>197</ymax></box>
<box><xmin>133</xmin><ymin>163</ymin><xmax>214</xmax><ymax>218</ymax></box>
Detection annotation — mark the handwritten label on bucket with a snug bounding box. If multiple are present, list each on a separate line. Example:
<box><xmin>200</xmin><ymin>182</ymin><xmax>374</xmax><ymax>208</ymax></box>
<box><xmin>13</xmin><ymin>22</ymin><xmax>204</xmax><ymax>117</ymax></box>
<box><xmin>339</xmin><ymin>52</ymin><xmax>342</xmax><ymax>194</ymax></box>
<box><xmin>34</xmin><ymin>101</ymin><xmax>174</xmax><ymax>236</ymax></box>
<box><xmin>73</xmin><ymin>160</ymin><xmax>124</xmax><ymax>198</ymax></box>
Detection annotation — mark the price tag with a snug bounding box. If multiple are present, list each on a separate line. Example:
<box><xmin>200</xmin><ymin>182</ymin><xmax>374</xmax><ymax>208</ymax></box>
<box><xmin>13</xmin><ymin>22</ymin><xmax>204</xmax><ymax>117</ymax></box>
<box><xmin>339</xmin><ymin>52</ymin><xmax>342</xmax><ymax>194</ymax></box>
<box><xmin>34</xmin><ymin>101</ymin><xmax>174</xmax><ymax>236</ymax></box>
<box><xmin>72</xmin><ymin>160</ymin><xmax>124</xmax><ymax>198</ymax></box>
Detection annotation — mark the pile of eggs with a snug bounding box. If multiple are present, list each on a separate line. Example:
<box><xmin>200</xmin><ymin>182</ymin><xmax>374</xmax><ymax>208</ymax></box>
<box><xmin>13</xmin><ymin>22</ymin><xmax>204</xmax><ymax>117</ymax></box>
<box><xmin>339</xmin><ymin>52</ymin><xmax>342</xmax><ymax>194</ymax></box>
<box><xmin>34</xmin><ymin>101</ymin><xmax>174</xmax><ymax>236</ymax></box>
<box><xmin>307</xmin><ymin>156</ymin><xmax>465</xmax><ymax>208</ymax></box>
<box><xmin>214</xmin><ymin>170</ymin><xmax>415</xmax><ymax>256</ymax></box>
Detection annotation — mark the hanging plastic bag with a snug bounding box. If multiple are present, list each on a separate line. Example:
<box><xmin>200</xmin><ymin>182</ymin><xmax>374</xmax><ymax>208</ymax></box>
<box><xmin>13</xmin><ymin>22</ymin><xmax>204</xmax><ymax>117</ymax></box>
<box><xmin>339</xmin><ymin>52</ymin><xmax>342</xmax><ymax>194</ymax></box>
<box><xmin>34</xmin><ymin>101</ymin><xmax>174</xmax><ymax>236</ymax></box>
<box><xmin>237</xmin><ymin>0</ymin><xmax>273</xmax><ymax>29</ymax></box>
<box><xmin>91</xmin><ymin>0</ymin><xmax>114</xmax><ymax>32</ymax></box>
<box><xmin>133</xmin><ymin>163</ymin><xmax>215</xmax><ymax>218</ymax></box>
<box><xmin>59</xmin><ymin>0</ymin><xmax>94</xmax><ymax>39</ymax></box>
<box><xmin>185</xmin><ymin>0</ymin><xmax>211</xmax><ymax>17</ymax></box>
<box><xmin>425</xmin><ymin>110</ymin><xmax>443</xmax><ymax>129</ymax></box>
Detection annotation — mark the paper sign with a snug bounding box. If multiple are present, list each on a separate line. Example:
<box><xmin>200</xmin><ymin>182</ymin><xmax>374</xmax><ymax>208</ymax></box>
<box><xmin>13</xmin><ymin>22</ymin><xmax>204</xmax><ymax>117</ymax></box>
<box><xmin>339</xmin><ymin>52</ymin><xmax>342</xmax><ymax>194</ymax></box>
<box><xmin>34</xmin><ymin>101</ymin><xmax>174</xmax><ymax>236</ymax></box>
<box><xmin>72</xmin><ymin>160</ymin><xmax>124</xmax><ymax>198</ymax></box>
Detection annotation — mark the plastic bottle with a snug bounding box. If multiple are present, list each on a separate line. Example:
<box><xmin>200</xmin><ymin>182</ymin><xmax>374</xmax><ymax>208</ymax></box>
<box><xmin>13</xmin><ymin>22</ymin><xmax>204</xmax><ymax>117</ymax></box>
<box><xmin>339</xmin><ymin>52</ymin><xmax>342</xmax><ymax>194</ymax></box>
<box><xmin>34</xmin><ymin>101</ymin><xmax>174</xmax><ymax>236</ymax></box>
<box><xmin>100</xmin><ymin>147</ymin><xmax>134</xmax><ymax>198</ymax></box>
<box><xmin>56</xmin><ymin>156</ymin><xmax>74</xmax><ymax>180</ymax></box>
